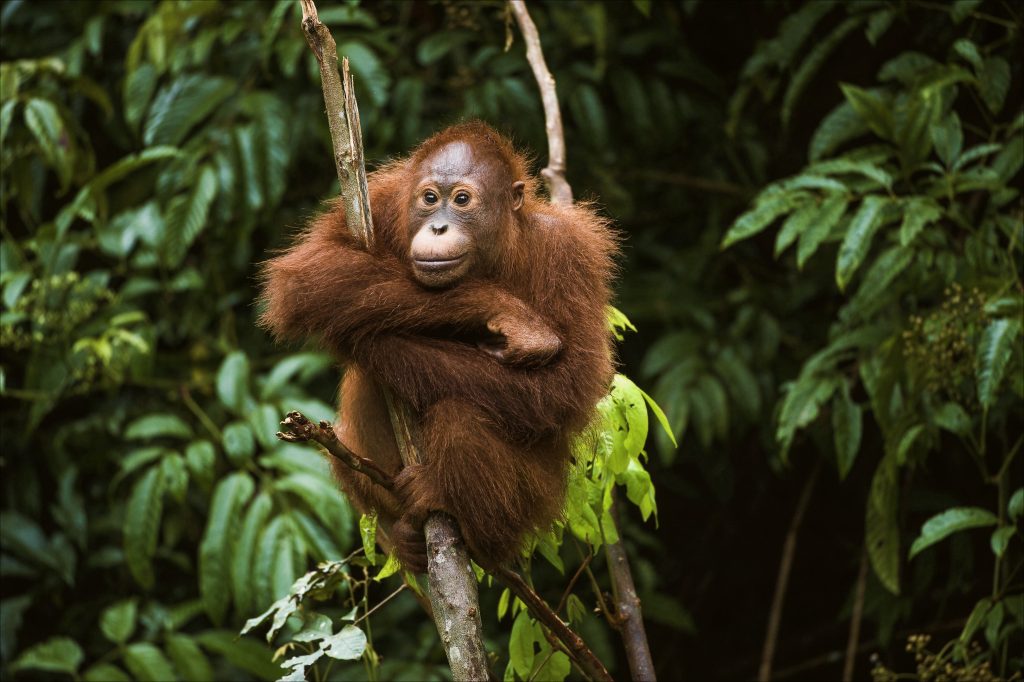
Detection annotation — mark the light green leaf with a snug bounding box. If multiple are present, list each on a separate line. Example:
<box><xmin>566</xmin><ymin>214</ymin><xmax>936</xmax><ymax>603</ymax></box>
<box><xmin>953</xmin><ymin>39</ymin><xmax>983</xmax><ymax>70</ymax></box>
<box><xmin>976</xmin><ymin>318</ymin><xmax>1020</xmax><ymax>410</ymax></box>
<box><xmin>896</xmin><ymin>424</ymin><xmax>926</xmax><ymax>466</ymax></box>
<box><xmin>166</xmin><ymin>634</ymin><xmax>214</xmax><ymax>682</ymax></box>
<box><xmin>99</xmin><ymin>599</ymin><xmax>137</xmax><ymax>644</ymax></box>
<box><xmin>360</xmin><ymin>512</ymin><xmax>377</xmax><ymax>565</ymax></box>
<box><xmin>375</xmin><ymin>552</ymin><xmax>401</xmax><ymax>581</ymax></box>
<box><xmin>509</xmin><ymin>611</ymin><xmax>535</xmax><ymax>678</ymax></box>
<box><xmin>260</xmin><ymin>352</ymin><xmax>332</xmax><ymax>399</ymax></box>
<box><xmin>836</xmin><ymin>196</ymin><xmax>889</xmax><ymax>291</ymax></box>
<box><xmin>217</xmin><ymin>351</ymin><xmax>252</xmax><ymax>414</ymax></box>
<box><xmin>10</xmin><ymin>637</ymin><xmax>83</xmax><ymax>676</ymax></box>
<box><xmin>638</xmin><ymin>386</ymin><xmax>677</xmax><ymax>448</ymax></box>
<box><xmin>222</xmin><ymin>421</ymin><xmax>255</xmax><ymax>464</ymax></box>
<box><xmin>124</xmin><ymin>63</ymin><xmax>157</xmax><ymax>133</ymax></box>
<box><xmin>866</xmin><ymin>454</ymin><xmax>900</xmax><ymax>594</ymax></box>
<box><xmin>321</xmin><ymin>625</ymin><xmax>367</xmax><ymax>660</ymax></box>
<box><xmin>200</xmin><ymin>472</ymin><xmax>254</xmax><ymax>624</ymax></box>
<box><xmin>124</xmin><ymin>414</ymin><xmax>193</xmax><ymax>441</ymax></box>
<box><xmin>123</xmin><ymin>643</ymin><xmax>176</xmax><ymax>682</ymax></box>
<box><xmin>124</xmin><ymin>466</ymin><xmax>165</xmax><ymax>589</ymax></box>
<box><xmin>909</xmin><ymin>507</ymin><xmax>999</xmax><ymax>559</ymax></box>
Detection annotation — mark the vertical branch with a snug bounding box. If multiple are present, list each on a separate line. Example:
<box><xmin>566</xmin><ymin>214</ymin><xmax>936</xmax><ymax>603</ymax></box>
<box><xmin>758</xmin><ymin>462</ymin><xmax>821</xmax><ymax>682</ymax></box>
<box><xmin>606</xmin><ymin>498</ymin><xmax>656</xmax><ymax>682</ymax></box>
<box><xmin>508</xmin><ymin>0</ymin><xmax>572</xmax><ymax>207</ymax></box>
<box><xmin>842</xmin><ymin>550</ymin><xmax>869</xmax><ymax>682</ymax></box>
<box><xmin>509</xmin><ymin>1</ymin><xmax>656</xmax><ymax>679</ymax></box>
<box><xmin>297</xmin><ymin>2</ymin><xmax>488</xmax><ymax>679</ymax></box>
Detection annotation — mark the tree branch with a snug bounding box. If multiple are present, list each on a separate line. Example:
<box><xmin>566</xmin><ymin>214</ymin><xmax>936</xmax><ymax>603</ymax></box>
<box><xmin>495</xmin><ymin>565</ymin><xmax>614</xmax><ymax>682</ymax></box>
<box><xmin>278</xmin><ymin>411</ymin><xmax>394</xmax><ymax>489</ymax></box>
<box><xmin>509</xmin><ymin>1</ymin><xmax>657</xmax><ymax>678</ymax></box>
<box><xmin>606</xmin><ymin>497</ymin><xmax>656</xmax><ymax>681</ymax></box>
<box><xmin>296</xmin><ymin>2</ymin><xmax>488</xmax><ymax>679</ymax></box>
<box><xmin>757</xmin><ymin>461</ymin><xmax>821</xmax><ymax>682</ymax></box>
<box><xmin>508</xmin><ymin>0</ymin><xmax>572</xmax><ymax>207</ymax></box>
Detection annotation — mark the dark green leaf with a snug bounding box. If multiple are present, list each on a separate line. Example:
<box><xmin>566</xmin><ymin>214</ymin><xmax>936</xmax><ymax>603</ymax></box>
<box><xmin>866</xmin><ymin>454</ymin><xmax>900</xmax><ymax>594</ymax></box>
<box><xmin>144</xmin><ymin>75</ymin><xmax>234</xmax><ymax>146</ymax></box>
<box><xmin>976</xmin><ymin>318</ymin><xmax>1020</xmax><ymax>410</ymax></box>
<box><xmin>836</xmin><ymin>196</ymin><xmax>889</xmax><ymax>291</ymax></box>
<box><xmin>840</xmin><ymin>84</ymin><xmax>892</xmax><ymax>140</ymax></box>
<box><xmin>166</xmin><ymin>634</ymin><xmax>214</xmax><ymax>682</ymax></box>
<box><xmin>194</xmin><ymin>630</ymin><xmax>283</xmax><ymax>681</ymax></box>
<box><xmin>217</xmin><ymin>351</ymin><xmax>253</xmax><ymax>414</ymax></box>
<box><xmin>909</xmin><ymin>507</ymin><xmax>998</xmax><ymax>559</ymax></box>
<box><xmin>833</xmin><ymin>383</ymin><xmax>862</xmax><ymax>480</ymax></box>
<box><xmin>797</xmin><ymin>195</ymin><xmax>848</xmax><ymax>268</ymax></box>
<box><xmin>200</xmin><ymin>472</ymin><xmax>254</xmax><ymax>624</ymax></box>
<box><xmin>124</xmin><ymin>414</ymin><xmax>193</xmax><ymax>441</ymax></box>
<box><xmin>124</xmin><ymin>466</ymin><xmax>165</xmax><ymax>589</ymax></box>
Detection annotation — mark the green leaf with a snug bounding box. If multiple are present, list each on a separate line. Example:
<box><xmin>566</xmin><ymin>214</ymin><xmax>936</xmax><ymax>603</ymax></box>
<box><xmin>217</xmin><ymin>351</ymin><xmax>253</xmax><ymax>414</ymax></box>
<box><xmin>931</xmin><ymin>112</ymin><xmax>963</xmax><ymax>167</ymax></box>
<box><xmin>509</xmin><ymin>611</ymin><xmax>535</xmax><ymax>678</ymax></box>
<box><xmin>840</xmin><ymin>84</ymin><xmax>892</xmax><ymax>140</ymax></box>
<box><xmin>260</xmin><ymin>352</ymin><xmax>332</xmax><ymax>399</ymax></box>
<box><xmin>222</xmin><ymin>421</ymin><xmax>256</xmax><ymax>464</ymax></box>
<box><xmin>123</xmin><ymin>643</ymin><xmax>177</xmax><ymax>682</ymax></box>
<box><xmin>360</xmin><ymin>512</ymin><xmax>377</xmax><ymax>565</ymax></box>
<box><xmin>100</xmin><ymin>599</ymin><xmax>137</xmax><ymax>644</ymax></box>
<box><xmin>721</xmin><ymin>192</ymin><xmax>800</xmax><ymax>249</ymax></box>
<box><xmin>958</xmin><ymin>598</ymin><xmax>992</xmax><ymax>655</ymax></box>
<box><xmin>200</xmin><ymin>472</ymin><xmax>255</xmax><ymax>625</ymax></box>
<box><xmin>866</xmin><ymin>454</ymin><xmax>900</xmax><ymax>594</ymax></box>
<box><xmin>166</xmin><ymin>634</ymin><xmax>214</xmax><ymax>682</ymax></box>
<box><xmin>83</xmin><ymin>664</ymin><xmax>132</xmax><ymax>682</ymax></box>
<box><xmin>124</xmin><ymin>466</ymin><xmax>165</xmax><ymax>589</ymax></box>
<box><xmin>24</xmin><ymin>98</ymin><xmax>71</xmax><ymax>187</ymax></box>
<box><xmin>978</xmin><ymin>57</ymin><xmax>1010</xmax><ymax>114</ymax></box>
<box><xmin>161</xmin><ymin>454</ymin><xmax>189</xmax><ymax>502</ymax></box>
<box><xmin>775</xmin><ymin>200</ymin><xmax>821</xmax><ymax>257</ymax></box>
<box><xmin>194</xmin><ymin>630</ymin><xmax>283</xmax><ymax>681</ymax></box>
<box><xmin>163</xmin><ymin>164</ymin><xmax>218</xmax><ymax>266</ymax></box>
<box><xmin>124</xmin><ymin>414</ymin><xmax>193</xmax><ymax>441</ymax></box>
<box><xmin>375</xmin><ymin>552</ymin><xmax>401</xmax><ymax>580</ymax></box>
<box><xmin>144</xmin><ymin>75</ymin><xmax>234</xmax><ymax>146</ymax></box>
<box><xmin>896</xmin><ymin>424</ymin><xmax>926</xmax><ymax>465</ymax></box>
<box><xmin>10</xmin><ymin>637</ymin><xmax>83</xmax><ymax>676</ymax></box>
<box><xmin>638</xmin><ymin>386</ymin><xmax>677</xmax><ymax>448</ymax></box>
<box><xmin>990</xmin><ymin>526</ymin><xmax>1015</xmax><ymax>558</ymax></box>
<box><xmin>833</xmin><ymin>383</ymin><xmax>862</xmax><ymax>480</ymax></box>
<box><xmin>809</xmin><ymin>100</ymin><xmax>869</xmax><ymax>161</ymax></box>
<box><xmin>416</xmin><ymin>31</ymin><xmax>474</xmax><ymax>66</ymax></box>
<box><xmin>533</xmin><ymin>650</ymin><xmax>571</xmax><ymax>682</ymax></box>
<box><xmin>321</xmin><ymin>625</ymin><xmax>367</xmax><ymax>660</ymax></box>
<box><xmin>909</xmin><ymin>507</ymin><xmax>999</xmax><ymax>559</ymax></box>
<box><xmin>796</xmin><ymin>195</ymin><xmax>848</xmax><ymax>268</ymax></box>
<box><xmin>933</xmin><ymin>402</ymin><xmax>972</xmax><ymax>436</ymax></box>
<box><xmin>1009</xmin><ymin>488</ymin><xmax>1023</xmax><ymax>520</ymax></box>
<box><xmin>124</xmin><ymin>63</ymin><xmax>157</xmax><ymax>134</ymax></box>
<box><xmin>232</xmin><ymin>493</ymin><xmax>273</xmax><ymax>619</ymax></box>
<box><xmin>976</xmin><ymin>318</ymin><xmax>1020</xmax><ymax>410</ymax></box>
<box><xmin>898</xmin><ymin>197</ymin><xmax>942</xmax><ymax>246</ymax></box>
<box><xmin>836</xmin><ymin>196</ymin><xmax>889</xmax><ymax>291</ymax></box>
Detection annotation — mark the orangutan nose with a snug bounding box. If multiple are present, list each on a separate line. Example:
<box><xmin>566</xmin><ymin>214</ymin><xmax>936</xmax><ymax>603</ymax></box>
<box><xmin>430</xmin><ymin>224</ymin><xmax>448</xmax><ymax>235</ymax></box>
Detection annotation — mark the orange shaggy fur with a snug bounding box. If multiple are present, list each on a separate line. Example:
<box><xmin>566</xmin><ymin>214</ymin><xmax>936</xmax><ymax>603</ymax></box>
<box><xmin>259</xmin><ymin>122</ymin><xmax>617</xmax><ymax>568</ymax></box>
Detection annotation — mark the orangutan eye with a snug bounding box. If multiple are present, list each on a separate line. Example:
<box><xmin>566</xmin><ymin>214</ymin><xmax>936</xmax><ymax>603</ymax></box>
<box><xmin>453</xmin><ymin>191</ymin><xmax>470</xmax><ymax>206</ymax></box>
<box><xmin>424</xmin><ymin>190</ymin><xmax>438</xmax><ymax>205</ymax></box>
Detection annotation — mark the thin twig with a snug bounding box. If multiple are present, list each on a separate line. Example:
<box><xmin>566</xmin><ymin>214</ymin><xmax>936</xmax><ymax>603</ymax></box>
<box><xmin>278</xmin><ymin>411</ymin><xmax>395</xmax><ymax>489</ymax></box>
<box><xmin>495</xmin><ymin>565</ymin><xmax>614</xmax><ymax>682</ymax></box>
<box><xmin>758</xmin><ymin>461</ymin><xmax>822</xmax><ymax>682</ymax></box>
<box><xmin>352</xmin><ymin>583</ymin><xmax>408</xmax><ymax>626</ymax></box>
<box><xmin>842</xmin><ymin>550</ymin><xmax>869</xmax><ymax>682</ymax></box>
<box><xmin>508</xmin><ymin>0</ymin><xmax>572</xmax><ymax>207</ymax></box>
<box><xmin>555</xmin><ymin>553</ymin><xmax>593</xmax><ymax>615</ymax></box>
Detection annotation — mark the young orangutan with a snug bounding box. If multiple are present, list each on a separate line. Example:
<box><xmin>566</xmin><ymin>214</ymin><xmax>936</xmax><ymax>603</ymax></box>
<box><xmin>259</xmin><ymin>121</ymin><xmax>617</xmax><ymax>571</ymax></box>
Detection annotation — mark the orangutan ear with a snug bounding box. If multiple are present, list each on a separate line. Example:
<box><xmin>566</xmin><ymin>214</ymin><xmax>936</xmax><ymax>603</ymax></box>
<box><xmin>511</xmin><ymin>181</ymin><xmax>525</xmax><ymax>211</ymax></box>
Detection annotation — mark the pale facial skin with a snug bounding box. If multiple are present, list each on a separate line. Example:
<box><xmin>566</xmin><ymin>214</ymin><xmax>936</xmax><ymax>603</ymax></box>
<box><xmin>408</xmin><ymin>141</ymin><xmax>524</xmax><ymax>288</ymax></box>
